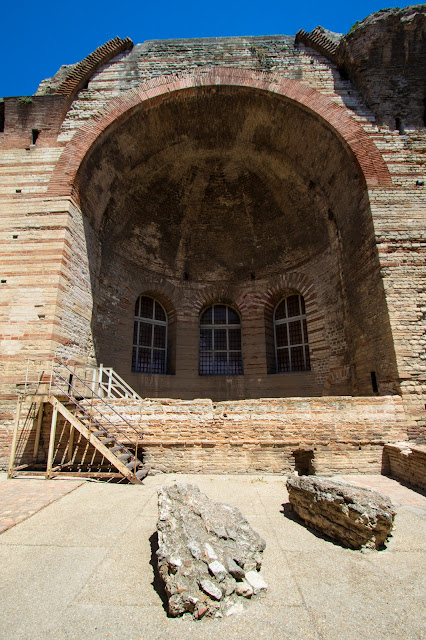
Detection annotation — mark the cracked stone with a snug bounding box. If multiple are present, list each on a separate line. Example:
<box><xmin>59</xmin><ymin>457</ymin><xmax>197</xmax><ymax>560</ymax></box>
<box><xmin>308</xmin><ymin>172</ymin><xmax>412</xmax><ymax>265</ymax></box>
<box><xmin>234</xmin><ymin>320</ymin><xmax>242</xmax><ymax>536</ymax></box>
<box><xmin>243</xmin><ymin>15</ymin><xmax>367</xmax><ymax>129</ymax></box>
<box><xmin>156</xmin><ymin>483</ymin><xmax>267</xmax><ymax>618</ymax></box>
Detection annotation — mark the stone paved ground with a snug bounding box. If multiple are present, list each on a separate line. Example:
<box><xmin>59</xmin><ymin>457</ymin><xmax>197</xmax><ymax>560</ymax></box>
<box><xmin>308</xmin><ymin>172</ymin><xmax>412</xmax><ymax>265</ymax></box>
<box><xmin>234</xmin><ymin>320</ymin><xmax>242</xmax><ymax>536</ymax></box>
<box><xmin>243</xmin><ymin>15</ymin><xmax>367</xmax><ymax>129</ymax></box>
<box><xmin>341</xmin><ymin>473</ymin><xmax>426</xmax><ymax>507</ymax></box>
<box><xmin>0</xmin><ymin>475</ymin><xmax>83</xmax><ymax>533</ymax></box>
<box><xmin>0</xmin><ymin>473</ymin><xmax>425</xmax><ymax>640</ymax></box>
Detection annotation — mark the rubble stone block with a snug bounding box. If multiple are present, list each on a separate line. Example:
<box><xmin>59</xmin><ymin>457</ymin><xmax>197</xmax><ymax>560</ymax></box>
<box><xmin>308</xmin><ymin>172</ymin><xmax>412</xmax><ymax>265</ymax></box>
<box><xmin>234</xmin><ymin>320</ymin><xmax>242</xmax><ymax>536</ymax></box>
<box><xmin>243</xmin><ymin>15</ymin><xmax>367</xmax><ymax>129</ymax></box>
<box><xmin>156</xmin><ymin>483</ymin><xmax>267</xmax><ymax>618</ymax></box>
<box><xmin>286</xmin><ymin>475</ymin><xmax>396</xmax><ymax>550</ymax></box>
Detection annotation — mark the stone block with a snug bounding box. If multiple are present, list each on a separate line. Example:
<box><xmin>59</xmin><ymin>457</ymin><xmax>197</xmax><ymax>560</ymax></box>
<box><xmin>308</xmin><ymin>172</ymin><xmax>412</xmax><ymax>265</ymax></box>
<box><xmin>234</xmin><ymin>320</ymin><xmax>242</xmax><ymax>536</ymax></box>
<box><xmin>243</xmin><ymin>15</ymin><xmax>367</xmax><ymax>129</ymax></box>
<box><xmin>156</xmin><ymin>483</ymin><xmax>267</xmax><ymax>618</ymax></box>
<box><xmin>286</xmin><ymin>475</ymin><xmax>395</xmax><ymax>550</ymax></box>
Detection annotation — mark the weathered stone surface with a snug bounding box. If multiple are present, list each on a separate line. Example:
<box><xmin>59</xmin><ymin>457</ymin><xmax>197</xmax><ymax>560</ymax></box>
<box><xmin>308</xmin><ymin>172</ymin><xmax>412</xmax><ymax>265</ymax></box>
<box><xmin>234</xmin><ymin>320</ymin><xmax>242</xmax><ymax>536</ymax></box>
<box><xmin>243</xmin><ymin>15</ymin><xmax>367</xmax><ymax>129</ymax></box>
<box><xmin>156</xmin><ymin>483</ymin><xmax>267</xmax><ymax>618</ymax></box>
<box><xmin>245</xmin><ymin>570</ymin><xmax>268</xmax><ymax>594</ymax></box>
<box><xmin>337</xmin><ymin>5</ymin><xmax>426</xmax><ymax>128</ymax></box>
<box><xmin>1</xmin><ymin>5</ymin><xmax>425</xmax><ymax>476</ymax></box>
<box><xmin>286</xmin><ymin>476</ymin><xmax>396</xmax><ymax>550</ymax></box>
<box><xmin>383</xmin><ymin>442</ymin><xmax>426</xmax><ymax>492</ymax></box>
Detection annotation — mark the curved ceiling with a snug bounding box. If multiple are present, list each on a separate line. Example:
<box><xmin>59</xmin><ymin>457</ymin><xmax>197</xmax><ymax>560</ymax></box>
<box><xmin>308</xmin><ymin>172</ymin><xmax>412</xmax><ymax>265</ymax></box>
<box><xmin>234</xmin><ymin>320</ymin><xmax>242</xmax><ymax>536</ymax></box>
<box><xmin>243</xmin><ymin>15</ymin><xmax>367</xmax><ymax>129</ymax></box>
<box><xmin>77</xmin><ymin>86</ymin><xmax>367</xmax><ymax>282</ymax></box>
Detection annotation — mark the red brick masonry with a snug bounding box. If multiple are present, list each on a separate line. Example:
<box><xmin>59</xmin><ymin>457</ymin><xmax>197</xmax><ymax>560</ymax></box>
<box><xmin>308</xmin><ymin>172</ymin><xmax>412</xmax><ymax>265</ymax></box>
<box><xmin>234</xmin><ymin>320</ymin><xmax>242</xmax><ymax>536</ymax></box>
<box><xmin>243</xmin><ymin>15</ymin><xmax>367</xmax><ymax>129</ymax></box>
<box><xmin>36</xmin><ymin>396</ymin><xmax>408</xmax><ymax>475</ymax></box>
<box><xmin>0</xmin><ymin>478</ymin><xmax>82</xmax><ymax>533</ymax></box>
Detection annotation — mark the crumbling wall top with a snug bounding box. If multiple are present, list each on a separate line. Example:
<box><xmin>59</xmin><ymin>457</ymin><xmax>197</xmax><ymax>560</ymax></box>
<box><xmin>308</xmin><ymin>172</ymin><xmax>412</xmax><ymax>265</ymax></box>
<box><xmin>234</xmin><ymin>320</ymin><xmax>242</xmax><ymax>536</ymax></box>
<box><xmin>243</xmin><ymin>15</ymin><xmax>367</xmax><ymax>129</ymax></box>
<box><xmin>36</xmin><ymin>36</ymin><xmax>133</xmax><ymax>99</ymax></box>
<box><xmin>337</xmin><ymin>4</ymin><xmax>426</xmax><ymax>128</ymax></box>
<box><xmin>297</xmin><ymin>5</ymin><xmax>426</xmax><ymax>128</ymax></box>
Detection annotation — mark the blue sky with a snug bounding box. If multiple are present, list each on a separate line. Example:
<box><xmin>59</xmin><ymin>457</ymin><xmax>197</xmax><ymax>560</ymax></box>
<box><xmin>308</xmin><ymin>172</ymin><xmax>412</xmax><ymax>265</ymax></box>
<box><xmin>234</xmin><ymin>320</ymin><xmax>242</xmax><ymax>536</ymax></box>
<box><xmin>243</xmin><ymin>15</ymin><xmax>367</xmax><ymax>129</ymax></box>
<box><xmin>1</xmin><ymin>0</ymin><xmax>414</xmax><ymax>98</ymax></box>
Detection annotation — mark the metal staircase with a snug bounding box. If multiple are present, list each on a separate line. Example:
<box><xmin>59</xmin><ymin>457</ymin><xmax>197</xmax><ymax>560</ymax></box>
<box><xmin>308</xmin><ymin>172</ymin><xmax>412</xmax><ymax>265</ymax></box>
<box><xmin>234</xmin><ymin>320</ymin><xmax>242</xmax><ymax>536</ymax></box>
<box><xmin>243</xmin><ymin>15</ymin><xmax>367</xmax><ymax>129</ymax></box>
<box><xmin>9</xmin><ymin>357</ymin><xmax>148</xmax><ymax>483</ymax></box>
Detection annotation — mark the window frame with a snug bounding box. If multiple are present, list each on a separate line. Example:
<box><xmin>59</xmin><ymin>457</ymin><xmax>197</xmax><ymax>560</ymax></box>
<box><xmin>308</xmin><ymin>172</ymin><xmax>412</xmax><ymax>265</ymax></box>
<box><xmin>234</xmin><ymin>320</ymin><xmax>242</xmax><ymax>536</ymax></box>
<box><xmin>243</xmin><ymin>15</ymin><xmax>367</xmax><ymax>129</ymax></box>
<box><xmin>274</xmin><ymin>294</ymin><xmax>310</xmax><ymax>374</ymax></box>
<box><xmin>199</xmin><ymin>304</ymin><xmax>243</xmax><ymax>376</ymax></box>
<box><xmin>132</xmin><ymin>295</ymin><xmax>168</xmax><ymax>374</ymax></box>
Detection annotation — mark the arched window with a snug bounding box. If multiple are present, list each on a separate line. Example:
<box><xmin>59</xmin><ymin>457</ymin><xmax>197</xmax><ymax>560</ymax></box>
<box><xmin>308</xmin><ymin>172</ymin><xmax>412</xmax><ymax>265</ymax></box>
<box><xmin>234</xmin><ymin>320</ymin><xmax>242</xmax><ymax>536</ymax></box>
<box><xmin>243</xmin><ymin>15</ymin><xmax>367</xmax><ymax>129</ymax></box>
<box><xmin>199</xmin><ymin>304</ymin><xmax>243</xmax><ymax>375</ymax></box>
<box><xmin>274</xmin><ymin>294</ymin><xmax>310</xmax><ymax>373</ymax></box>
<box><xmin>132</xmin><ymin>295</ymin><xmax>167</xmax><ymax>374</ymax></box>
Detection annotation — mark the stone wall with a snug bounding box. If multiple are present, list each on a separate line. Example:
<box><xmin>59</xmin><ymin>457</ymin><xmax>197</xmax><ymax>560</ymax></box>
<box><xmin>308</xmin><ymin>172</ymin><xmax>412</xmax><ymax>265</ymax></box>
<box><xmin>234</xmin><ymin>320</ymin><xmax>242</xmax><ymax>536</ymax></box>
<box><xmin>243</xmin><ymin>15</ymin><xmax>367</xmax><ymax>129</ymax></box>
<box><xmin>10</xmin><ymin>395</ymin><xmax>407</xmax><ymax>475</ymax></box>
<box><xmin>50</xmin><ymin>75</ymin><xmax>401</xmax><ymax>403</ymax></box>
<box><xmin>336</xmin><ymin>6</ymin><xmax>426</xmax><ymax>129</ymax></box>
<box><xmin>383</xmin><ymin>442</ymin><xmax>426</xmax><ymax>491</ymax></box>
<box><xmin>52</xmin><ymin>36</ymin><xmax>364</xmax><ymax>144</ymax></box>
<box><xmin>1</xmin><ymin>8</ymin><xmax>425</xmax><ymax>469</ymax></box>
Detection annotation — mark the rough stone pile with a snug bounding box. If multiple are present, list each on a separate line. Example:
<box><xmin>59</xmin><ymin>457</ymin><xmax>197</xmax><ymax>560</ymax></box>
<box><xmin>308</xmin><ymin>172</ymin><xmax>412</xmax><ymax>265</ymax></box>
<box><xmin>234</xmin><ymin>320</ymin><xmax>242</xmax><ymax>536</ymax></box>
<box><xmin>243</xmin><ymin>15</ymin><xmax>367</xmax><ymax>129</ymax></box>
<box><xmin>286</xmin><ymin>476</ymin><xmax>395</xmax><ymax>550</ymax></box>
<box><xmin>156</xmin><ymin>483</ymin><xmax>267</xmax><ymax>618</ymax></box>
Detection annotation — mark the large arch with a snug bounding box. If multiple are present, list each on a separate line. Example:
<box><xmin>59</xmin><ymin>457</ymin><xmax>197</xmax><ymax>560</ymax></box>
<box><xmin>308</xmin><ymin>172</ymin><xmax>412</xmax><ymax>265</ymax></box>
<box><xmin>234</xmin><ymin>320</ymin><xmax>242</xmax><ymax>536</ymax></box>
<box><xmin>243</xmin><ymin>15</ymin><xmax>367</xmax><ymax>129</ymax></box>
<box><xmin>47</xmin><ymin>67</ymin><xmax>391</xmax><ymax>200</ymax></box>
<box><xmin>54</xmin><ymin>70</ymin><xmax>398</xmax><ymax>401</ymax></box>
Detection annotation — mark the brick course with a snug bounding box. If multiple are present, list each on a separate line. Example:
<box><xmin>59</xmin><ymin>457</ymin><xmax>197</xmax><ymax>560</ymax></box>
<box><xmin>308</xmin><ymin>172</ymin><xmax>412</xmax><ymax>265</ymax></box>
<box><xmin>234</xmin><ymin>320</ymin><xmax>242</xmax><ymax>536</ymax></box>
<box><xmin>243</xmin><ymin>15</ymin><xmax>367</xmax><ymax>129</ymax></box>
<box><xmin>15</xmin><ymin>396</ymin><xmax>408</xmax><ymax>475</ymax></box>
<box><xmin>383</xmin><ymin>442</ymin><xmax>426</xmax><ymax>491</ymax></box>
<box><xmin>0</xmin><ymin>11</ymin><xmax>425</xmax><ymax>470</ymax></box>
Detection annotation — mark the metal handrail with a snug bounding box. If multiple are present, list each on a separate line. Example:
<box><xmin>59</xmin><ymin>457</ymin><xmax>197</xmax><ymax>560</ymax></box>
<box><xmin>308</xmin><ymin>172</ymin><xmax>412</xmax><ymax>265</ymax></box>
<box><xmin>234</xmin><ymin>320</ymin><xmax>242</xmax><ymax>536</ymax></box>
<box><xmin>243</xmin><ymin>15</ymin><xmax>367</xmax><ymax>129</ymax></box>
<box><xmin>97</xmin><ymin>365</ymin><xmax>141</xmax><ymax>400</ymax></box>
<box><xmin>20</xmin><ymin>356</ymin><xmax>142</xmax><ymax>402</ymax></box>
<box><xmin>19</xmin><ymin>355</ymin><xmax>93</xmax><ymax>397</ymax></box>
<box><xmin>51</xmin><ymin>369</ymin><xmax>144</xmax><ymax>468</ymax></box>
<box><xmin>51</xmin><ymin>385</ymin><xmax>142</xmax><ymax>468</ymax></box>
<box><xmin>51</xmin><ymin>360</ymin><xmax>143</xmax><ymax>441</ymax></box>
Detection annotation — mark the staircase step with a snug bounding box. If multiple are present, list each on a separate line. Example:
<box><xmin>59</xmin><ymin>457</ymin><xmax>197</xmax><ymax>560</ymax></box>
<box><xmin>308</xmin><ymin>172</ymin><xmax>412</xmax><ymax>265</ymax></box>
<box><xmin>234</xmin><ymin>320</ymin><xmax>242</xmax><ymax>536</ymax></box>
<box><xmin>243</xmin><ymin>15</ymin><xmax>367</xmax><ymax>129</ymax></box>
<box><xmin>49</xmin><ymin>389</ymin><xmax>144</xmax><ymax>485</ymax></box>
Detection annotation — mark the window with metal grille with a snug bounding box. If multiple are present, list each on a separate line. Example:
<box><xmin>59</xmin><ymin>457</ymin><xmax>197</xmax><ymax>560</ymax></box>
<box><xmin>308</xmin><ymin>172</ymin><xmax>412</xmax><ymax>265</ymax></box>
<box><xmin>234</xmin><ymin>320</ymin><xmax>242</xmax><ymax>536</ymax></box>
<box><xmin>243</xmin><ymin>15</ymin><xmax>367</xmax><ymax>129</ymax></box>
<box><xmin>199</xmin><ymin>304</ymin><xmax>243</xmax><ymax>375</ymax></box>
<box><xmin>132</xmin><ymin>296</ymin><xmax>167</xmax><ymax>374</ymax></box>
<box><xmin>274</xmin><ymin>294</ymin><xmax>310</xmax><ymax>373</ymax></box>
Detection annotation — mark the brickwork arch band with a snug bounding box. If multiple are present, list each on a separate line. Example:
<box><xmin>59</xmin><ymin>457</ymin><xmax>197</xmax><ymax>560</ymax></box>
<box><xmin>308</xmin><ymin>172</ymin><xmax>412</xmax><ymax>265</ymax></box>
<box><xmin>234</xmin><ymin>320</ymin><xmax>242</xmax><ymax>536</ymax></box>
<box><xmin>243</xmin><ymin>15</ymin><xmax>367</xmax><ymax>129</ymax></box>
<box><xmin>126</xmin><ymin>274</ymin><xmax>330</xmax><ymax>382</ymax></box>
<box><xmin>47</xmin><ymin>67</ymin><xmax>392</xmax><ymax>200</ymax></box>
<box><xmin>256</xmin><ymin>273</ymin><xmax>328</xmax><ymax>377</ymax></box>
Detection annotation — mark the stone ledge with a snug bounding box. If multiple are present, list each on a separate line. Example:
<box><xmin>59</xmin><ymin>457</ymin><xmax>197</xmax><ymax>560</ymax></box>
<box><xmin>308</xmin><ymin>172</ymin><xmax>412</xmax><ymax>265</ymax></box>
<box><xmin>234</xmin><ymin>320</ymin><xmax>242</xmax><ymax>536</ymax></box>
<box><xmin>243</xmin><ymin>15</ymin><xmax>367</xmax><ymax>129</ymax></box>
<box><xmin>383</xmin><ymin>442</ymin><xmax>426</xmax><ymax>492</ymax></box>
<box><xmin>286</xmin><ymin>475</ymin><xmax>395</xmax><ymax>550</ymax></box>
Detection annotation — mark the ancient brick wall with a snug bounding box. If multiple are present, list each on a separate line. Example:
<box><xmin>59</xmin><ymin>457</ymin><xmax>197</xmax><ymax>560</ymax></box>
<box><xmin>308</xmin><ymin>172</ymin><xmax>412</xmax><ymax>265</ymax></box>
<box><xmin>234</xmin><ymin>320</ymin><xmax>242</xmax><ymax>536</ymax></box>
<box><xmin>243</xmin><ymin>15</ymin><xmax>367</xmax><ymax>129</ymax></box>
<box><xmin>65</xmin><ymin>79</ymin><xmax>398</xmax><ymax>403</ymax></box>
<box><xmin>336</xmin><ymin>6</ymin><xmax>426</xmax><ymax>129</ymax></box>
<box><xmin>15</xmin><ymin>395</ymin><xmax>408</xmax><ymax>475</ymax></box>
<box><xmin>383</xmin><ymin>442</ymin><xmax>426</xmax><ymax>491</ymax></box>
<box><xmin>1</xmin><ymin>12</ymin><xmax>425</xmax><ymax>472</ymax></box>
<box><xmin>54</xmin><ymin>37</ymin><xmax>361</xmax><ymax>143</ymax></box>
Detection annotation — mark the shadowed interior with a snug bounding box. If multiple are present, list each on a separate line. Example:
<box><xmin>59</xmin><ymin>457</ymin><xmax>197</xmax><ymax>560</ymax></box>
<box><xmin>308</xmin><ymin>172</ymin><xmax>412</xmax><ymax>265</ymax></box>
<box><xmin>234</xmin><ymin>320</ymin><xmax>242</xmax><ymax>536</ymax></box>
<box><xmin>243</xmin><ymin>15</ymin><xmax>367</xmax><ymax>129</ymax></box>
<box><xmin>73</xmin><ymin>85</ymin><xmax>399</xmax><ymax>400</ymax></box>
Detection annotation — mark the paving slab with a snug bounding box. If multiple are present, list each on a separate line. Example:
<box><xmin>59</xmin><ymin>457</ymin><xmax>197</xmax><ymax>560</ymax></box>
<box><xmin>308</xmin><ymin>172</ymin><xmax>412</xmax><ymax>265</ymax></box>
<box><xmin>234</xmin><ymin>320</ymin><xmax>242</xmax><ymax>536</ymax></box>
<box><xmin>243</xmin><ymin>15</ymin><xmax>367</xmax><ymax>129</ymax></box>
<box><xmin>47</xmin><ymin>601</ymin><xmax>321</xmax><ymax>640</ymax></box>
<box><xmin>0</xmin><ymin>545</ymin><xmax>107</xmax><ymax>640</ymax></box>
<box><xmin>0</xmin><ymin>474</ymin><xmax>83</xmax><ymax>533</ymax></box>
<box><xmin>340</xmin><ymin>474</ymin><xmax>426</xmax><ymax>508</ymax></box>
<box><xmin>0</xmin><ymin>472</ymin><xmax>424</xmax><ymax>640</ymax></box>
<box><xmin>0</xmin><ymin>481</ymin><xmax>153</xmax><ymax>547</ymax></box>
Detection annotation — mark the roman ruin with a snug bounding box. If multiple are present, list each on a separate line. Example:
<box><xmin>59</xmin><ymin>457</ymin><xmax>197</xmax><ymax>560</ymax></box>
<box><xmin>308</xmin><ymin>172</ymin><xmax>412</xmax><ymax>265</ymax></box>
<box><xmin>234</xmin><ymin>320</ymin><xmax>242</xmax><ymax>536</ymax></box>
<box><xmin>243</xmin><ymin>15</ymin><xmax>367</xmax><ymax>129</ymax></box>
<box><xmin>0</xmin><ymin>6</ymin><xmax>425</xmax><ymax>480</ymax></box>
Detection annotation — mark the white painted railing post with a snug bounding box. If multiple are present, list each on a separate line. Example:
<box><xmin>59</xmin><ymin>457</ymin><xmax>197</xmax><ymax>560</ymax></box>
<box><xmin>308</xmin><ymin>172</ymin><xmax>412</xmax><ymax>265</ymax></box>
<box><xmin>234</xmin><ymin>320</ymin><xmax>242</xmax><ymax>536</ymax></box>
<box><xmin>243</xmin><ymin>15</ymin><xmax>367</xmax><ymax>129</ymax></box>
<box><xmin>49</xmin><ymin>357</ymin><xmax>54</xmax><ymax>396</ymax></box>
<box><xmin>107</xmin><ymin>369</ymin><xmax>112</xmax><ymax>397</ymax></box>
<box><xmin>46</xmin><ymin>400</ymin><xmax>58</xmax><ymax>479</ymax></box>
<box><xmin>24</xmin><ymin>359</ymin><xmax>30</xmax><ymax>395</ymax></box>
<box><xmin>91</xmin><ymin>367</ymin><xmax>97</xmax><ymax>394</ymax></box>
<box><xmin>98</xmin><ymin>363</ymin><xmax>103</xmax><ymax>396</ymax></box>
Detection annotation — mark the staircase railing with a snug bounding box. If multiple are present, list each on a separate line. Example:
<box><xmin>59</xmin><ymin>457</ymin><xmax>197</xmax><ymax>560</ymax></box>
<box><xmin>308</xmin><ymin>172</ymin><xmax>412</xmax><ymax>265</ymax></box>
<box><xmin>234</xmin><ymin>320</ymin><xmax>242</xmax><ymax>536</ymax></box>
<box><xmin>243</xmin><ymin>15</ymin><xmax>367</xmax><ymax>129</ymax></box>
<box><xmin>16</xmin><ymin>355</ymin><xmax>54</xmax><ymax>397</ymax></box>
<box><xmin>19</xmin><ymin>356</ymin><xmax>141</xmax><ymax>402</ymax></box>
<box><xmin>90</xmin><ymin>363</ymin><xmax>141</xmax><ymax>400</ymax></box>
<box><xmin>50</xmin><ymin>359</ymin><xmax>143</xmax><ymax>450</ymax></box>
<box><xmin>10</xmin><ymin>356</ymin><xmax>147</xmax><ymax>482</ymax></box>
